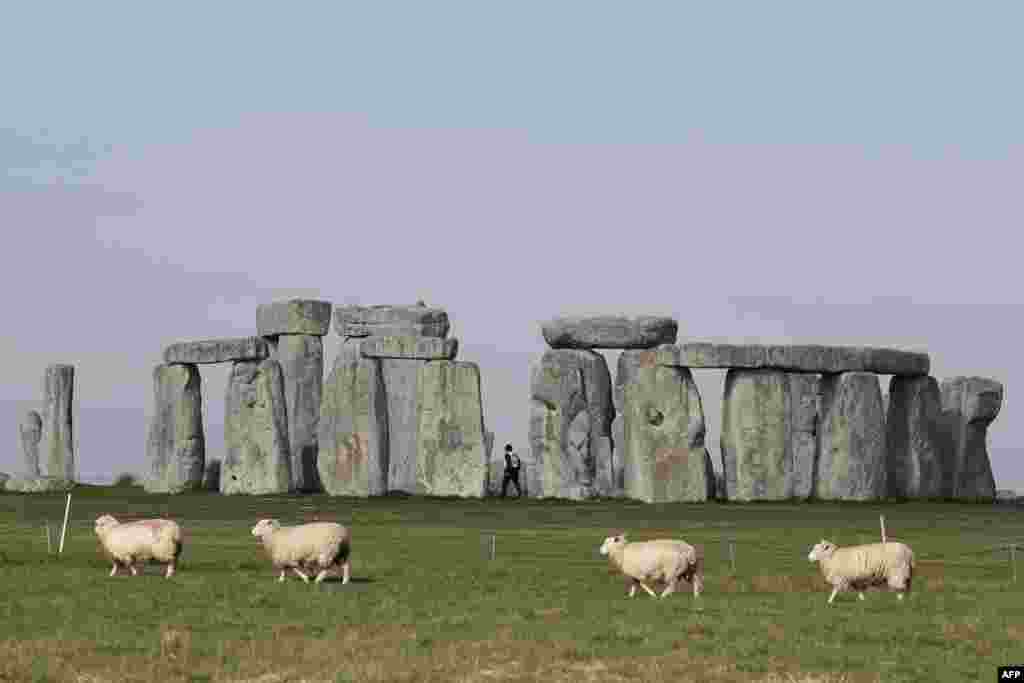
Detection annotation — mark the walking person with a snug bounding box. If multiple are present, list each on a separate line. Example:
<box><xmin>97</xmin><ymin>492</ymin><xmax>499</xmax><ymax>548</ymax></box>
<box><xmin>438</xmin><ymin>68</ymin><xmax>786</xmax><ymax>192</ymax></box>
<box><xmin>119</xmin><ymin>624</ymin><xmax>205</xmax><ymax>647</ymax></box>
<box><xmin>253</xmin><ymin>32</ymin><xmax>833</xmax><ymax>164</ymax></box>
<box><xmin>501</xmin><ymin>444</ymin><xmax>523</xmax><ymax>498</ymax></box>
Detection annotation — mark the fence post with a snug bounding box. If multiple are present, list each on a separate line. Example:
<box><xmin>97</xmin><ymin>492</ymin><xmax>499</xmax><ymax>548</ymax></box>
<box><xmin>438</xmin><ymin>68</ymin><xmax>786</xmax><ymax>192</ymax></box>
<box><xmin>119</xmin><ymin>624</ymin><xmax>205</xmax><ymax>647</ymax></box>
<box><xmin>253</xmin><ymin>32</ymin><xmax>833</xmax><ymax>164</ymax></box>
<box><xmin>44</xmin><ymin>522</ymin><xmax>52</xmax><ymax>554</ymax></box>
<box><xmin>491</xmin><ymin>533</ymin><xmax>496</xmax><ymax>561</ymax></box>
<box><xmin>729</xmin><ymin>539</ymin><xmax>736</xmax><ymax>574</ymax></box>
<box><xmin>58</xmin><ymin>493</ymin><xmax>71</xmax><ymax>556</ymax></box>
<box><xmin>880</xmin><ymin>515</ymin><xmax>887</xmax><ymax>543</ymax></box>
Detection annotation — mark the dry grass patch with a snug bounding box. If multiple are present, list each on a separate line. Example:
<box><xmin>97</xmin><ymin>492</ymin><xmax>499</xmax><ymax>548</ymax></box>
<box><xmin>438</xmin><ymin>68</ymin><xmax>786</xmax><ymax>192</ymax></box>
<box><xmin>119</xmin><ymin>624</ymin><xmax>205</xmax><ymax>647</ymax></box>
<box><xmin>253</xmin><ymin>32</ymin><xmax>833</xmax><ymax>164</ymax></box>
<box><xmin>0</xmin><ymin>631</ymin><xmax>871</xmax><ymax>683</ymax></box>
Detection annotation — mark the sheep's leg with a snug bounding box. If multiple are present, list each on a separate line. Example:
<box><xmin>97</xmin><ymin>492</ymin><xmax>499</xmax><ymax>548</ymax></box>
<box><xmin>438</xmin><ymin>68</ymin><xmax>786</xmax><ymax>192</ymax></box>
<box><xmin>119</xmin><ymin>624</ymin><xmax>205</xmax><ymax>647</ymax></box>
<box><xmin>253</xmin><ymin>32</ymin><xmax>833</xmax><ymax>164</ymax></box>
<box><xmin>109</xmin><ymin>562</ymin><xmax>120</xmax><ymax>577</ymax></box>
<box><xmin>639</xmin><ymin>581</ymin><xmax>658</xmax><ymax>598</ymax></box>
<box><xmin>293</xmin><ymin>567</ymin><xmax>311</xmax><ymax>583</ymax></box>
<box><xmin>165</xmin><ymin>562</ymin><xmax>176</xmax><ymax>579</ymax></box>
<box><xmin>858</xmin><ymin>592</ymin><xmax>865</xmax><ymax>601</ymax></box>
<box><xmin>278</xmin><ymin>569</ymin><xmax>287</xmax><ymax>583</ymax></box>
<box><xmin>128</xmin><ymin>562</ymin><xmax>139</xmax><ymax>577</ymax></box>
<box><xmin>628</xmin><ymin>581</ymin><xmax>637</xmax><ymax>598</ymax></box>
<box><xmin>827</xmin><ymin>587</ymin><xmax>839</xmax><ymax>604</ymax></box>
<box><xmin>660</xmin><ymin>576</ymin><xmax>680</xmax><ymax>599</ymax></box>
<box><xmin>341</xmin><ymin>561</ymin><xmax>351</xmax><ymax>585</ymax></box>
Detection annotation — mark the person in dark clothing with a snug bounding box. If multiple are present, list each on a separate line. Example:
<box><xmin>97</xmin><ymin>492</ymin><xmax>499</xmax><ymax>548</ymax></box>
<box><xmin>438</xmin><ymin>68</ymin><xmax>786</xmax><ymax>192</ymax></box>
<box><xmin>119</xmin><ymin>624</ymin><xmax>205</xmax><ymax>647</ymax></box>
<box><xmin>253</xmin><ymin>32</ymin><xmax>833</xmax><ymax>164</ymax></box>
<box><xmin>501</xmin><ymin>444</ymin><xmax>522</xmax><ymax>497</ymax></box>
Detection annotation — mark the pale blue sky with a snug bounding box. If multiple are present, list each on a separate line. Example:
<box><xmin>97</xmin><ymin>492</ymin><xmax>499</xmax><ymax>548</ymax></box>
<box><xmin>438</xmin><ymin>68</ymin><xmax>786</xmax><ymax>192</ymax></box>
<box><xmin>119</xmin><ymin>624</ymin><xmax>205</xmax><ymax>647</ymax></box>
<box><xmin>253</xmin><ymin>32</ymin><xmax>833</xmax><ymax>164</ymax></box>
<box><xmin>2</xmin><ymin>2</ymin><xmax>1021</xmax><ymax>488</ymax></box>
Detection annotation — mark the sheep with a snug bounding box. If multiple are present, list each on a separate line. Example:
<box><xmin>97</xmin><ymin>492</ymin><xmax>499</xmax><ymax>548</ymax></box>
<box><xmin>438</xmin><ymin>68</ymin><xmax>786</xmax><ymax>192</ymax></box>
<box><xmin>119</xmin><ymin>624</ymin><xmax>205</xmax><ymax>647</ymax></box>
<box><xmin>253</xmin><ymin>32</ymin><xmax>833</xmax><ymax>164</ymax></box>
<box><xmin>599</xmin><ymin>533</ymin><xmax>703</xmax><ymax>599</ymax></box>
<box><xmin>807</xmin><ymin>539</ymin><xmax>915</xmax><ymax>605</ymax></box>
<box><xmin>93</xmin><ymin>514</ymin><xmax>183</xmax><ymax>578</ymax></box>
<box><xmin>251</xmin><ymin>519</ymin><xmax>351</xmax><ymax>584</ymax></box>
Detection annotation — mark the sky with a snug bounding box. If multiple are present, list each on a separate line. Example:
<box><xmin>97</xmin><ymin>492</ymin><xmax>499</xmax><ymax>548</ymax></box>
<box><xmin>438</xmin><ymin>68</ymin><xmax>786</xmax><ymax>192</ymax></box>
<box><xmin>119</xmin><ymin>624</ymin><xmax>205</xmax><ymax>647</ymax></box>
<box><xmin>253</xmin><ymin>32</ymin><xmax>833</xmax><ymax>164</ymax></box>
<box><xmin>2</xmin><ymin>2</ymin><xmax>1021</xmax><ymax>489</ymax></box>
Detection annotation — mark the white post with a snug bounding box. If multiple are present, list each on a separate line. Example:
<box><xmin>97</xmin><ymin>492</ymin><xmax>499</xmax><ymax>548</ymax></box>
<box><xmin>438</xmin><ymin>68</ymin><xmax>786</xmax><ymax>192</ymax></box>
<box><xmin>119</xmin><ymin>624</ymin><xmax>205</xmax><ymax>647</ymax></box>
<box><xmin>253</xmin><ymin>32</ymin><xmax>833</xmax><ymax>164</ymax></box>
<box><xmin>729</xmin><ymin>540</ymin><xmax>736</xmax><ymax>574</ymax></box>
<box><xmin>58</xmin><ymin>493</ymin><xmax>71</xmax><ymax>555</ymax></box>
<box><xmin>490</xmin><ymin>533</ymin><xmax>496</xmax><ymax>561</ymax></box>
<box><xmin>880</xmin><ymin>515</ymin><xmax>887</xmax><ymax>544</ymax></box>
<box><xmin>44</xmin><ymin>522</ymin><xmax>52</xmax><ymax>554</ymax></box>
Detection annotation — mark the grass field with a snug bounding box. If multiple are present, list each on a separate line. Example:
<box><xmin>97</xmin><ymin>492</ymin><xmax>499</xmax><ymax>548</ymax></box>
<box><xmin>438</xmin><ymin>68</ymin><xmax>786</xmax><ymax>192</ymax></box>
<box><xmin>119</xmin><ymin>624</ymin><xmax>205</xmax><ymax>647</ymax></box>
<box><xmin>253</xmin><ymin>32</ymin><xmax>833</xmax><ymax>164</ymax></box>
<box><xmin>1</xmin><ymin>487</ymin><xmax>1022</xmax><ymax>682</ymax></box>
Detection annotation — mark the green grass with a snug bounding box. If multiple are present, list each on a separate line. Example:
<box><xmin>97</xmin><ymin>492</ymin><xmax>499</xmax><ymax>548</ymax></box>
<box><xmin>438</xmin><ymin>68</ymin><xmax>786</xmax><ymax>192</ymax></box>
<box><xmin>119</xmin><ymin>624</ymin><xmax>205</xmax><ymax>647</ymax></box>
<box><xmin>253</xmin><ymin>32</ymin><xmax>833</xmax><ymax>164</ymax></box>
<box><xmin>1</xmin><ymin>487</ymin><xmax>1022</xmax><ymax>682</ymax></box>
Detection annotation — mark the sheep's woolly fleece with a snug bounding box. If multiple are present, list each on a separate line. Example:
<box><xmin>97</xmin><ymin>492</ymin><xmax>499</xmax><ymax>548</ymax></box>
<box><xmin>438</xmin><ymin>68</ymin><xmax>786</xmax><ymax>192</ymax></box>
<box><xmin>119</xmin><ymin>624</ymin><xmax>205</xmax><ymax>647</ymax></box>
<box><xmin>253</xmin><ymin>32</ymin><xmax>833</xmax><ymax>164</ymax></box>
<box><xmin>251</xmin><ymin>519</ymin><xmax>352</xmax><ymax>584</ymax></box>
<box><xmin>599</xmin><ymin>534</ymin><xmax>703</xmax><ymax>599</ymax></box>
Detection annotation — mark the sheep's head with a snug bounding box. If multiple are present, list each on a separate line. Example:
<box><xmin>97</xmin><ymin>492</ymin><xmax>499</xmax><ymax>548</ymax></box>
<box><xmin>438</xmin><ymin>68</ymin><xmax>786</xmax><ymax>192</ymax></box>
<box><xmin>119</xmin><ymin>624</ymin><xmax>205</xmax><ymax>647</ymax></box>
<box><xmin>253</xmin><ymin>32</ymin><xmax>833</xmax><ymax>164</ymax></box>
<box><xmin>94</xmin><ymin>514</ymin><xmax>119</xmax><ymax>535</ymax></box>
<box><xmin>807</xmin><ymin>540</ymin><xmax>837</xmax><ymax>562</ymax></box>
<box><xmin>251</xmin><ymin>519</ymin><xmax>280</xmax><ymax>540</ymax></box>
<box><xmin>599</xmin><ymin>534</ymin><xmax>627</xmax><ymax>556</ymax></box>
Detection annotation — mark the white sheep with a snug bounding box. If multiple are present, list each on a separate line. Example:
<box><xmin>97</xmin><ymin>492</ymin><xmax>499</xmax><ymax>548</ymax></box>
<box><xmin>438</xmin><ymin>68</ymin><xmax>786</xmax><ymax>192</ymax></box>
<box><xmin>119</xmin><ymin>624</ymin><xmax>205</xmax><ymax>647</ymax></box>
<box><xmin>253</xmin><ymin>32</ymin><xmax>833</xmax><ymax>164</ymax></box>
<box><xmin>93</xmin><ymin>514</ymin><xmax>183</xmax><ymax>578</ymax></box>
<box><xmin>807</xmin><ymin>539</ymin><xmax>915</xmax><ymax>605</ymax></box>
<box><xmin>599</xmin><ymin>533</ymin><xmax>703</xmax><ymax>599</ymax></box>
<box><xmin>251</xmin><ymin>519</ymin><xmax>351</xmax><ymax>584</ymax></box>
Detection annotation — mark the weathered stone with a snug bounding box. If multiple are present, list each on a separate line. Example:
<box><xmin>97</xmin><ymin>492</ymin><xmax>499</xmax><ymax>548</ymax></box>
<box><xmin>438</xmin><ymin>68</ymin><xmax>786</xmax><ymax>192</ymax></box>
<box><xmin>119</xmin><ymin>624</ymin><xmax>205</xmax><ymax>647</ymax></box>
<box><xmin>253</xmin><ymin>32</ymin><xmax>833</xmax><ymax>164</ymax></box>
<box><xmin>144</xmin><ymin>364</ymin><xmax>206</xmax><ymax>494</ymax></box>
<box><xmin>273</xmin><ymin>335</ymin><xmax>324</xmax><ymax>492</ymax></box>
<box><xmin>40</xmin><ymin>364</ymin><xmax>74</xmax><ymax>481</ymax></box>
<box><xmin>382</xmin><ymin>358</ymin><xmax>426</xmax><ymax>493</ymax></box>
<box><xmin>617</xmin><ymin>351</ymin><xmax>714</xmax><ymax>503</ymax></box>
<box><xmin>885</xmin><ymin>376</ymin><xmax>947</xmax><ymax>498</ymax></box>
<box><xmin>256</xmin><ymin>299</ymin><xmax>332</xmax><ymax>336</ymax></box>
<box><xmin>318</xmin><ymin>341</ymin><xmax>389</xmax><ymax>496</ymax></box>
<box><xmin>415</xmin><ymin>361</ymin><xmax>487</xmax><ymax>497</ymax></box>
<box><xmin>222</xmin><ymin>360</ymin><xmax>292</xmax><ymax>495</ymax></box>
<box><xmin>483</xmin><ymin>429</ymin><xmax>499</xmax><ymax>495</ymax></box>
<box><xmin>541</xmin><ymin>316</ymin><xmax>678</xmax><ymax>350</ymax></box>
<box><xmin>4</xmin><ymin>475</ymin><xmax>74</xmax><ymax>493</ymax></box>
<box><xmin>651</xmin><ymin>342</ymin><xmax>930</xmax><ymax>376</ymax></box>
<box><xmin>940</xmin><ymin>376</ymin><xmax>1003</xmax><ymax>501</ymax></box>
<box><xmin>0</xmin><ymin>472</ymin><xmax>8</xmax><ymax>491</ymax></box>
<box><xmin>202</xmin><ymin>458</ymin><xmax>221</xmax><ymax>492</ymax></box>
<box><xmin>19</xmin><ymin>410</ymin><xmax>42</xmax><ymax>477</ymax></box>
<box><xmin>163</xmin><ymin>337</ymin><xmax>270</xmax><ymax>365</ymax></box>
<box><xmin>789</xmin><ymin>373</ymin><xmax>820</xmax><ymax>500</ymax></box>
<box><xmin>529</xmin><ymin>349</ymin><xmax>613</xmax><ymax>499</ymax></box>
<box><xmin>720</xmin><ymin>370</ymin><xmax>820</xmax><ymax>501</ymax></box>
<box><xmin>815</xmin><ymin>372</ymin><xmax>887</xmax><ymax>501</ymax></box>
<box><xmin>359</xmin><ymin>336</ymin><xmax>459</xmax><ymax>361</ymax></box>
<box><xmin>333</xmin><ymin>304</ymin><xmax>450</xmax><ymax>338</ymax></box>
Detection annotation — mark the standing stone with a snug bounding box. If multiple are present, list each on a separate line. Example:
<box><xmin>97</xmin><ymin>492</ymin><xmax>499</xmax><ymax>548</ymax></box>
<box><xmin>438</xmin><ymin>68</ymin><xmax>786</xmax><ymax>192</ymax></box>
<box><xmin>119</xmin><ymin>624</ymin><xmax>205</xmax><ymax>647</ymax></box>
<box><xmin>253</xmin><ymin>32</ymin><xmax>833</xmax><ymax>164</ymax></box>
<box><xmin>886</xmin><ymin>376</ymin><xmax>947</xmax><ymax>499</ymax></box>
<box><xmin>222</xmin><ymin>360</ymin><xmax>292</xmax><ymax>495</ymax></box>
<box><xmin>19</xmin><ymin>410</ymin><xmax>42</xmax><ymax>477</ymax></box>
<box><xmin>815</xmin><ymin>372</ymin><xmax>887</xmax><ymax>501</ymax></box>
<box><xmin>318</xmin><ymin>341</ymin><xmax>389</xmax><ymax>496</ymax></box>
<box><xmin>940</xmin><ymin>376</ymin><xmax>1003</xmax><ymax>501</ymax></box>
<box><xmin>529</xmin><ymin>349</ymin><xmax>613</xmax><ymax>499</ymax></box>
<box><xmin>789</xmin><ymin>373</ymin><xmax>820</xmax><ymax>500</ymax></box>
<box><xmin>483</xmin><ymin>429</ymin><xmax>499</xmax><ymax>495</ymax></box>
<box><xmin>39</xmin><ymin>364</ymin><xmax>75</xmax><ymax>481</ymax></box>
<box><xmin>381</xmin><ymin>358</ymin><xmax>427</xmax><ymax>493</ymax></box>
<box><xmin>203</xmin><ymin>458</ymin><xmax>222</xmax><ymax>492</ymax></box>
<box><xmin>273</xmin><ymin>335</ymin><xmax>324</xmax><ymax>492</ymax></box>
<box><xmin>415</xmin><ymin>361</ymin><xmax>487</xmax><ymax>497</ymax></box>
<box><xmin>617</xmin><ymin>351</ymin><xmax>713</xmax><ymax>503</ymax></box>
<box><xmin>720</xmin><ymin>370</ymin><xmax>819</xmax><ymax>501</ymax></box>
<box><xmin>144</xmin><ymin>364</ymin><xmax>205</xmax><ymax>493</ymax></box>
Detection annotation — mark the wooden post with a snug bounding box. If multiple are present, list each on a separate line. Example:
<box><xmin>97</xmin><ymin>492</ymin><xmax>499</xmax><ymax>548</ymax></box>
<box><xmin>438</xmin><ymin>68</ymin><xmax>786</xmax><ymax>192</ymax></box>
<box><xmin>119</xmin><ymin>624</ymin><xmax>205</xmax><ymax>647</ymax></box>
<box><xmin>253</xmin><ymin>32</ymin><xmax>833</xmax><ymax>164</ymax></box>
<box><xmin>44</xmin><ymin>522</ymin><xmax>52</xmax><ymax>554</ymax></box>
<box><xmin>880</xmin><ymin>515</ymin><xmax>887</xmax><ymax>543</ymax></box>
<box><xmin>490</xmin><ymin>533</ymin><xmax>496</xmax><ymax>561</ymax></box>
<box><xmin>729</xmin><ymin>539</ymin><xmax>736</xmax><ymax>574</ymax></box>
